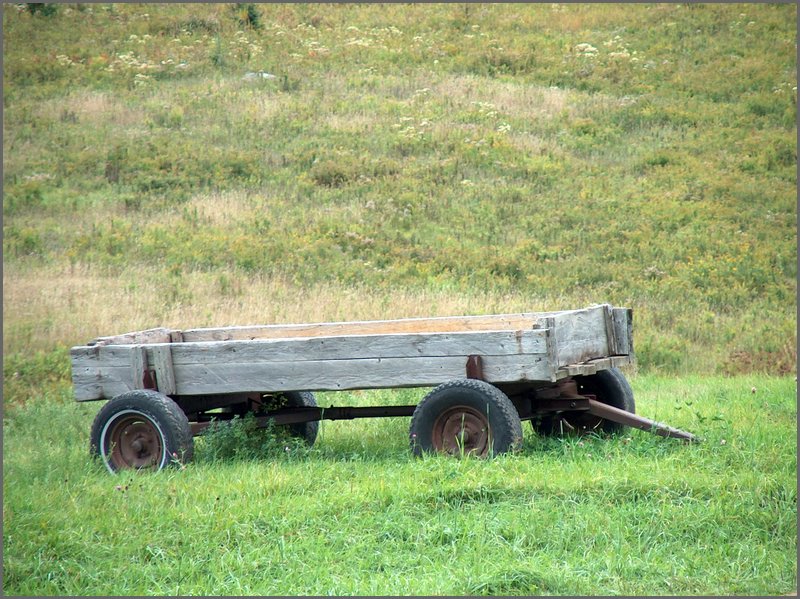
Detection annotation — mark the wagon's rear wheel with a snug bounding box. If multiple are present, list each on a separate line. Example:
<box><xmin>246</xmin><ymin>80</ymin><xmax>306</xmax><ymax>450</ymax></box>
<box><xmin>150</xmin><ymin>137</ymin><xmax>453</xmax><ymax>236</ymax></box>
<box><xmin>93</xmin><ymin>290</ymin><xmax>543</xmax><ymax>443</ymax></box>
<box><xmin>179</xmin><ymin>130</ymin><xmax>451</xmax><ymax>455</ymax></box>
<box><xmin>255</xmin><ymin>391</ymin><xmax>319</xmax><ymax>446</ymax></box>
<box><xmin>410</xmin><ymin>379</ymin><xmax>523</xmax><ymax>457</ymax></box>
<box><xmin>90</xmin><ymin>390</ymin><xmax>193</xmax><ymax>473</ymax></box>
<box><xmin>535</xmin><ymin>368</ymin><xmax>636</xmax><ymax>436</ymax></box>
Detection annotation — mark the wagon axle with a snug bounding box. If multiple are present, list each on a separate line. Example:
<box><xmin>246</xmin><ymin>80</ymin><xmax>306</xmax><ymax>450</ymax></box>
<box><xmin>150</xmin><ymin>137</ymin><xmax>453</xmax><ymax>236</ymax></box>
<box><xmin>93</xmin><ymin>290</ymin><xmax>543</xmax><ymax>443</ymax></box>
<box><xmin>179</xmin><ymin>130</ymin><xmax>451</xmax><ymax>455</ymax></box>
<box><xmin>187</xmin><ymin>379</ymin><xmax>697</xmax><ymax>444</ymax></box>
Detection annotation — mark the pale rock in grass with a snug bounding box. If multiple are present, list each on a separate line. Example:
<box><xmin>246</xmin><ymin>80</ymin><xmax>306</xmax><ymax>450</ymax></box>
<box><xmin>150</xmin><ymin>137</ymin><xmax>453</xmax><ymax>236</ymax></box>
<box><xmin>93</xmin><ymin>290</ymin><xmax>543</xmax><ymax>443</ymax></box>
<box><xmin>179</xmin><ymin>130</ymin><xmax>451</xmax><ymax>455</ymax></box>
<box><xmin>243</xmin><ymin>71</ymin><xmax>277</xmax><ymax>81</ymax></box>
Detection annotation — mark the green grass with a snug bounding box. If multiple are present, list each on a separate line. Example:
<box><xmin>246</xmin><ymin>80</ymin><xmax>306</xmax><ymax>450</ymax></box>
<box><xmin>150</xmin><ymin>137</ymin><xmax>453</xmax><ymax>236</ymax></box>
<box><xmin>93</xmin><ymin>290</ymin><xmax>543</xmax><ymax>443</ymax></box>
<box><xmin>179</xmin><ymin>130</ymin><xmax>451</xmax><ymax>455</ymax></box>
<box><xmin>2</xmin><ymin>376</ymin><xmax>796</xmax><ymax>596</ymax></box>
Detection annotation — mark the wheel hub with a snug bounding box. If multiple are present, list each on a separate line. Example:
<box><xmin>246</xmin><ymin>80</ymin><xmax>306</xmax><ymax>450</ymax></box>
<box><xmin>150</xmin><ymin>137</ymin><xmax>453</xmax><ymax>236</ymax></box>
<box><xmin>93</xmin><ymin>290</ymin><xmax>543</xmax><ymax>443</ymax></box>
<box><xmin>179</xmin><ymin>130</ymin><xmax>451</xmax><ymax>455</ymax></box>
<box><xmin>108</xmin><ymin>417</ymin><xmax>163</xmax><ymax>470</ymax></box>
<box><xmin>432</xmin><ymin>405</ymin><xmax>490</xmax><ymax>456</ymax></box>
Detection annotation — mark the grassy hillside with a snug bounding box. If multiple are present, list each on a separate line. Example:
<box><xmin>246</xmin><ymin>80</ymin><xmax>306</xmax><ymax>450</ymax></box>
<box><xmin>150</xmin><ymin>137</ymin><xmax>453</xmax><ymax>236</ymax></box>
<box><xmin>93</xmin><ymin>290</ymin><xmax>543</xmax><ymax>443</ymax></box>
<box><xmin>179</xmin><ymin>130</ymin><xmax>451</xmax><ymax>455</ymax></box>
<box><xmin>2</xmin><ymin>3</ymin><xmax>796</xmax><ymax>377</ymax></box>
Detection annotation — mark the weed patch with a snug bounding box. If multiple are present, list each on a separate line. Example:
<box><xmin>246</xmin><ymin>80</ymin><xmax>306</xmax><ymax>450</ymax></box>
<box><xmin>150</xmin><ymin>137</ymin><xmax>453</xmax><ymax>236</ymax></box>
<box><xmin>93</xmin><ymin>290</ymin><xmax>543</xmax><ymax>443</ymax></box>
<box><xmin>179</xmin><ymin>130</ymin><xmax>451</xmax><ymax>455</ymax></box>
<box><xmin>194</xmin><ymin>413</ymin><xmax>311</xmax><ymax>464</ymax></box>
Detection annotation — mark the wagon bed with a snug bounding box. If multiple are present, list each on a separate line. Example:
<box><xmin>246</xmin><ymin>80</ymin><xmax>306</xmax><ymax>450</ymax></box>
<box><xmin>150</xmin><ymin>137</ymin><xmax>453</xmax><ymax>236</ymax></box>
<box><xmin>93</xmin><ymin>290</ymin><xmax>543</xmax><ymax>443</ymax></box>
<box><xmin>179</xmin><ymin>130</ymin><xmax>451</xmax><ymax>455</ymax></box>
<box><xmin>72</xmin><ymin>304</ymin><xmax>633</xmax><ymax>400</ymax></box>
<box><xmin>71</xmin><ymin>303</ymin><xmax>695</xmax><ymax>472</ymax></box>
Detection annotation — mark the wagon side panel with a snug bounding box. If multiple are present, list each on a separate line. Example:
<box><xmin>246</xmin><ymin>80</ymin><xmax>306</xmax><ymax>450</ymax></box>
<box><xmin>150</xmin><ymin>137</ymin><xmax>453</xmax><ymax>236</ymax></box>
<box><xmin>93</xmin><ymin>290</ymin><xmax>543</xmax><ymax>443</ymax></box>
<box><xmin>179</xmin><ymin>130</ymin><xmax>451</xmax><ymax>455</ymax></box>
<box><xmin>172</xmin><ymin>353</ymin><xmax>551</xmax><ymax>394</ymax></box>
<box><xmin>71</xmin><ymin>329</ymin><xmax>553</xmax><ymax>399</ymax></box>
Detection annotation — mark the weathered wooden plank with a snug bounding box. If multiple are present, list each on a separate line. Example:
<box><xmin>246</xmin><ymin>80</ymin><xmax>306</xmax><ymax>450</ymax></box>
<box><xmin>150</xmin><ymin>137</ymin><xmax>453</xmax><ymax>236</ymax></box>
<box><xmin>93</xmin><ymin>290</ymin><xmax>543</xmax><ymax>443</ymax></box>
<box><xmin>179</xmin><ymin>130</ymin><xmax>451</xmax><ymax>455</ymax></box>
<box><xmin>172</xmin><ymin>354</ymin><xmax>551</xmax><ymax>394</ymax></box>
<box><xmin>180</xmin><ymin>313</ymin><xmax>546</xmax><ymax>342</ymax></box>
<box><xmin>72</xmin><ymin>366</ymin><xmax>134</xmax><ymax>400</ymax></box>
<box><xmin>610</xmin><ymin>356</ymin><xmax>633</xmax><ymax>369</ymax></box>
<box><xmin>171</xmin><ymin>330</ymin><xmax>548</xmax><ymax>366</ymax></box>
<box><xmin>551</xmin><ymin>305</ymin><xmax>610</xmax><ymax>367</ymax></box>
<box><xmin>542</xmin><ymin>317</ymin><xmax>558</xmax><ymax>382</ymax></box>
<box><xmin>130</xmin><ymin>345</ymin><xmax>148</xmax><ymax>390</ymax></box>
<box><xmin>71</xmin><ymin>365</ymin><xmax>102</xmax><ymax>400</ymax></box>
<box><xmin>554</xmin><ymin>355</ymin><xmax>633</xmax><ymax>380</ymax></box>
<box><xmin>603</xmin><ymin>304</ymin><xmax>618</xmax><ymax>356</ymax></box>
<box><xmin>75</xmin><ymin>354</ymin><xmax>551</xmax><ymax>398</ymax></box>
<box><xmin>71</xmin><ymin>345</ymin><xmax>134</xmax><ymax>400</ymax></box>
<box><xmin>70</xmin><ymin>329</ymin><xmax>549</xmax><ymax>369</ymax></box>
<box><xmin>89</xmin><ymin>327</ymin><xmax>174</xmax><ymax>347</ymax></box>
<box><xmin>71</xmin><ymin>344</ymin><xmax>138</xmax><ymax>369</ymax></box>
<box><xmin>611</xmin><ymin>307</ymin><xmax>632</xmax><ymax>356</ymax></box>
<box><xmin>151</xmin><ymin>345</ymin><xmax>176</xmax><ymax>395</ymax></box>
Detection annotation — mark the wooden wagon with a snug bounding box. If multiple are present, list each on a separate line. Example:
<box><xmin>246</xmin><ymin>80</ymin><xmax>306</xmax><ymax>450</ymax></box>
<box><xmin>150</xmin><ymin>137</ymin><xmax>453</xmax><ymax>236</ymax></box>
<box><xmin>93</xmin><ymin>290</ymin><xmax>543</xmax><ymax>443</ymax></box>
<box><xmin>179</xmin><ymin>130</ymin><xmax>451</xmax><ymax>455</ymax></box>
<box><xmin>70</xmin><ymin>303</ymin><xmax>695</xmax><ymax>472</ymax></box>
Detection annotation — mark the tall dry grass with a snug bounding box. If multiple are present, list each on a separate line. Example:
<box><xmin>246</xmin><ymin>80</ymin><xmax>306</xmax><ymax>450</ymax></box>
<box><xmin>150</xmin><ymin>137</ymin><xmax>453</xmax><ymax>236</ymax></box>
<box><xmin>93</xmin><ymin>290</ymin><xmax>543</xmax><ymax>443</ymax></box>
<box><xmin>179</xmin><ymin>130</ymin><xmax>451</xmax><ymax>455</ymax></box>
<box><xmin>3</xmin><ymin>262</ymin><xmax>579</xmax><ymax>354</ymax></box>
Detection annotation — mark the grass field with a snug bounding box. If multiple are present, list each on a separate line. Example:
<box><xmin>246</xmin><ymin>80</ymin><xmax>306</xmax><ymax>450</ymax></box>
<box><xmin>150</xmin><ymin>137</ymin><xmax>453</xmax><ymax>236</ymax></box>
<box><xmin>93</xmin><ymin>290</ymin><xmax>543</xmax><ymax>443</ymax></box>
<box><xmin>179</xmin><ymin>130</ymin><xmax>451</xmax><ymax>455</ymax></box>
<box><xmin>3</xmin><ymin>376</ymin><xmax>797</xmax><ymax>596</ymax></box>
<box><xmin>2</xmin><ymin>3</ymin><xmax>797</xmax><ymax>596</ymax></box>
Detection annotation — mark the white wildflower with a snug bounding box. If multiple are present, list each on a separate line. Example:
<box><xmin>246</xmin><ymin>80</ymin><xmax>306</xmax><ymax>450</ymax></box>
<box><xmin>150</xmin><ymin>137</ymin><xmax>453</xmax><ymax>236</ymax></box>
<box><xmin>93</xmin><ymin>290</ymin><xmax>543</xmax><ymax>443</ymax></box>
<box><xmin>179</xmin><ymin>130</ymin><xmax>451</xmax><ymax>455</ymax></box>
<box><xmin>574</xmin><ymin>43</ymin><xmax>598</xmax><ymax>57</ymax></box>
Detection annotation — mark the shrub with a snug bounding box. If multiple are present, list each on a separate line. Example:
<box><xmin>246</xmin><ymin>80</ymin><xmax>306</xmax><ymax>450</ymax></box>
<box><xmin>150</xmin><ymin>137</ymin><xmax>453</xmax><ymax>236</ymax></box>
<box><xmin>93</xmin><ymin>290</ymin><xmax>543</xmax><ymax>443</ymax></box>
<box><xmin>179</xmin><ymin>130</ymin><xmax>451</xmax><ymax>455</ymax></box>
<box><xmin>26</xmin><ymin>3</ymin><xmax>58</xmax><ymax>17</ymax></box>
<box><xmin>233</xmin><ymin>3</ymin><xmax>262</xmax><ymax>30</ymax></box>
<box><xmin>195</xmin><ymin>413</ymin><xmax>309</xmax><ymax>463</ymax></box>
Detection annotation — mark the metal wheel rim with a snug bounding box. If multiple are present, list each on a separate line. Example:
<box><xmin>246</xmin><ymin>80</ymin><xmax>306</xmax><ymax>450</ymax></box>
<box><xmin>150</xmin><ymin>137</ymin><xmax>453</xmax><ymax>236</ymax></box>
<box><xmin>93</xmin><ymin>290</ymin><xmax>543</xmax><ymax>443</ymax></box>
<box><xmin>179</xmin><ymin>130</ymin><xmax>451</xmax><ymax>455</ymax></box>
<box><xmin>100</xmin><ymin>410</ymin><xmax>166</xmax><ymax>472</ymax></box>
<box><xmin>431</xmin><ymin>405</ymin><xmax>490</xmax><ymax>456</ymax></box>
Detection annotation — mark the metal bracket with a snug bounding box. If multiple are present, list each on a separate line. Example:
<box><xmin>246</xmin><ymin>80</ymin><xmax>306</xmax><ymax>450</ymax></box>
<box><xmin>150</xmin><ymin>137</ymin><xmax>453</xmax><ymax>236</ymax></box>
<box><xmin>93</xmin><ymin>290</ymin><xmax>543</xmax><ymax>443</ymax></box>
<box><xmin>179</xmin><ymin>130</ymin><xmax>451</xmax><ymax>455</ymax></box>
<box><xmin>466</xmin><ymin>355</ymin><xmax>484</xmax><ymax>380</ymax></box>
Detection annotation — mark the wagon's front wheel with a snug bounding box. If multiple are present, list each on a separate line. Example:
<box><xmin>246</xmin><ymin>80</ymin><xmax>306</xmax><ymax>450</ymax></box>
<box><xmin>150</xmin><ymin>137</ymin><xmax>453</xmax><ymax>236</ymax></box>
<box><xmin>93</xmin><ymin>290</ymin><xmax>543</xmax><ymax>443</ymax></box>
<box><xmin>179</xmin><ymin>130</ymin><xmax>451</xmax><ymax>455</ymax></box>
<box><xmin>90</xmin><ymin>390</ymin><xmax>194</xmax><ymax>473</ymax></box>
<box><xmin>535</xmin><ymin>368</ymin><xmax>636</xmax><ymax>436</ymax></box>
<box><xmin>410</xmin><ymin>379</ymin><xmax>523</xmax><ymax>457</ymax></box>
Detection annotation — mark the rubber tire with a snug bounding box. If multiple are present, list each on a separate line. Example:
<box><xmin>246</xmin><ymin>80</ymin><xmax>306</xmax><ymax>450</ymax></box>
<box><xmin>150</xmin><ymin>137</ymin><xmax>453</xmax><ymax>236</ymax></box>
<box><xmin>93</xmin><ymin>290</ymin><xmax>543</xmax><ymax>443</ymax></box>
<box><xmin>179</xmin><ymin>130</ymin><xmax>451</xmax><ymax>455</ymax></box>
<box><xmin>534</xmin><ymin>368</ymin><xmax>636</xmax><ymax>435</ymax></box>
<box><xmin>90</xmin><ymin>389</ymin><xmax>194</xmax><ymax>473</ymax></box>
<box><xmin>410</xmin><ymin>379</ymin><xmax>523</xmax><ymax>457</ymax></box>
<box><xmin>280</xmin><ymin>391</ymin><xmax>319</xmax><ymax>446</ymax></box>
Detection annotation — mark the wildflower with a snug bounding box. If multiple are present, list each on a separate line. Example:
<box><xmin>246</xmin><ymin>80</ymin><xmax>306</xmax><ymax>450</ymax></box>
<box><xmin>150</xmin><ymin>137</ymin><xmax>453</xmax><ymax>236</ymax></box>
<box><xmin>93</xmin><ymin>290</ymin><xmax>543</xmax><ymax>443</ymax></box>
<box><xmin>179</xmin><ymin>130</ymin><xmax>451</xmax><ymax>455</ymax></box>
<box><xmin>574</xmin><ymin>43</ymin><xmax>598</xmax><ymax>57</ymax></box>
<box><xmin>720</xmin><ymin>439</ymin><xmax>727</xmax><ymax>445</ymax></box>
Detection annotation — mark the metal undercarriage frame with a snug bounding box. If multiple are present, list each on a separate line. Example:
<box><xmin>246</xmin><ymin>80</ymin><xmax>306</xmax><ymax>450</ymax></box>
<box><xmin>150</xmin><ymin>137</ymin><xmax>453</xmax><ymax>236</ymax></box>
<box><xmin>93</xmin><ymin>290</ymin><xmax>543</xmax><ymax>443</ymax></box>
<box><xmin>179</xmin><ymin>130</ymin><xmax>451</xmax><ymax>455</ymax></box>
<box><xmin>183</xmin><ymin>377</ymin><xmax>697</xmax><ymax>443</ymax></box>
